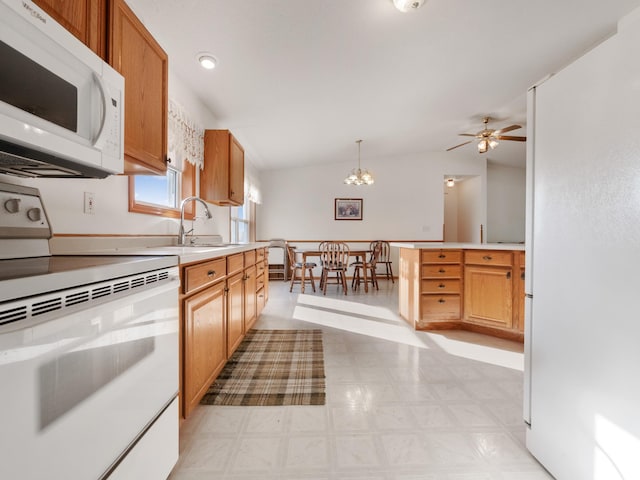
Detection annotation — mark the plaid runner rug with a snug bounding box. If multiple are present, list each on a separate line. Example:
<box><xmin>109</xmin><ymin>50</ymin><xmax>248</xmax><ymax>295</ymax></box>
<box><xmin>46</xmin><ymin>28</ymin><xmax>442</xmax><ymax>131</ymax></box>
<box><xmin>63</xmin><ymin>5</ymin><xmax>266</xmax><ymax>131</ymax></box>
<box><xmin>201</xmin><ymin>329</ymin><xmax>326</xmax><ymax>406</ymax></box>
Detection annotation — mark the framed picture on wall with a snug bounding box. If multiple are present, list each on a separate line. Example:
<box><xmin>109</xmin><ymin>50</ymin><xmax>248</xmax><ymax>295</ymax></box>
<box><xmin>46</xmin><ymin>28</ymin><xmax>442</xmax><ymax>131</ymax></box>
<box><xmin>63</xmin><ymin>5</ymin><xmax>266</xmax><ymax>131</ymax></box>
<box><xmin>335</xmin><ymin>198</ymin><xmax>363</xmax><ymax>220</ymax></box>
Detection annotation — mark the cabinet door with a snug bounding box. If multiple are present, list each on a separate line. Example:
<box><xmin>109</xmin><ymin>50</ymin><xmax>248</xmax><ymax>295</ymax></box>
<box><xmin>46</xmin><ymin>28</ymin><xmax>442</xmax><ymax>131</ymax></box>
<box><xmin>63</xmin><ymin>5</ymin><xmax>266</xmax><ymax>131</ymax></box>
<box><xmin>463</xmin><ymin>265</ymin><xmax>513</xmax><ymax>328</ymax></box>
<box><xmin>109</xmin><ymin>0</ymin><xmax>168</xmax><ymax>174</ymax></box>
<box><xmin>244</xmin><ymin>265</ymin><xmax>257</xmax><ymax>331</ymax></box>
<box><xmin>229</xmin><ymin>134</ymin><xmax>245</xmax><ymax>205</ymax></box>
<box><xmin>183</xmin><ymin>281</ymin><xmax>226</xmax><ymax>417</ymax></box>
<box><xmin>227</xmin><ymin>272</ymin><xmax>244</xmax><ymax>357</ymax></box>
<box><xmin>201</xmin><ymin>130</ymin><xmax>244</xmax><ymax>205</ymax></box>
<box><xmin>33</xmin><ymin>0</ymin><xmax>106</xmax><ymax>57</ymax></box>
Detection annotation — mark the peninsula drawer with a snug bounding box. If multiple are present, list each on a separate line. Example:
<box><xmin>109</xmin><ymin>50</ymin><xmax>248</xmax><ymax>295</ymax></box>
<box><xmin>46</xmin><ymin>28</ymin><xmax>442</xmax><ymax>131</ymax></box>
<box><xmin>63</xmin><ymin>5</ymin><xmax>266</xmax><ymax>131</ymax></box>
<box><xmin>256</xmin><ymin>248</ymin><xmax>266</xmax><ymax>262</ymax></box>
<box><xmin>421</xmin><ymin>250</ymin><xmax>462</xmax><ymax>264</ymax></box>
<box><xmin>464</xmin><ymin>250</ymin><xmax>513</xmax><ymax>267</ymax></box>
<box><xmin>421</xmin><ymin>264</ymin><xmax>462</xmax><ymax>278</ymax></box>
<box><xmin>422</xmin><ymin>279</ymin><xmax>461</xmax><ymax>294</ymax></box>
<box><xmin>421</xmin><ymin>294</ymin><xmax>461</xmax><ymax>321</ymax></box>
<box><xmin>227</xmin><ymin>253</ymin><xmax>244</xmax><ymax>276</ymax></box>
<box><xmin>184</xmin><ymin>258</ymin><xmax>227</xmax><ymax>294</ymax></box>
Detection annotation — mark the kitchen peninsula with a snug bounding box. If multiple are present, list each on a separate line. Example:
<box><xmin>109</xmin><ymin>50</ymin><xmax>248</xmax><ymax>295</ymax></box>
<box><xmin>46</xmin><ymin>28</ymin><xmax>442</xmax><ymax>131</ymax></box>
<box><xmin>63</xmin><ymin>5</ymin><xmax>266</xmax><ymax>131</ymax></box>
<box><xmin>392</xmin><ymin>243</ymin><xmax>525</xmax><ymax>341</ymax></box>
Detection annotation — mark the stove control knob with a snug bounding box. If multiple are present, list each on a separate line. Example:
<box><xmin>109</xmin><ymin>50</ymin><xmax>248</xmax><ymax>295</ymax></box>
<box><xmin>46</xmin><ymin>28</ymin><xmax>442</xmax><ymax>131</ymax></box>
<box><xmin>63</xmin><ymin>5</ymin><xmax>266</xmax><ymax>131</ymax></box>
<box><xmin>27</xmin><ymin>208</ymin><xmax>42</xmax><ymax>222</ymax></box>
<box><xmin>4</xmin><ymin>198</ymin><xmax>21</xmax><ymax>213</ymax></box>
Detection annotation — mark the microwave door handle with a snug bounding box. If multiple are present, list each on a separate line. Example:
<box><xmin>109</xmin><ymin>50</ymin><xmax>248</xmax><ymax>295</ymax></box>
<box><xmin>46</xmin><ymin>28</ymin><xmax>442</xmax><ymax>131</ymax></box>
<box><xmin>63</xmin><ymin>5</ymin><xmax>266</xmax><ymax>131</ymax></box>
<box><xmin>92</xmin><ymin>71</ymin><xmax>111</xmax><ymax>149</ymax></box>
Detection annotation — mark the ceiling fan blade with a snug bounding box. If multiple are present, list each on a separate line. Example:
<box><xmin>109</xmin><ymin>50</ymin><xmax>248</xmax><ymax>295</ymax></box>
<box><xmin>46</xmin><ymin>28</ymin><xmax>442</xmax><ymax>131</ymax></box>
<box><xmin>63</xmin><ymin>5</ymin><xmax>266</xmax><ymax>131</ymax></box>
<box><xmin>493</xmin><ymin>124</ymin><xmax>522</xmax><ymax>135</ymax></box>
<box><xmin>446</xmin><ymin>140</ymin><xmax>472</xmax><ymax>151</ymax></box>
<box><xmin>458</xmin><ymin>133</ymin><xmax>477</xmax><ymax>137</ymax></box>
<box><xmin>496</xmin><ymin>135</ymin><xmax>527</xmax><ymax>142</ymax></box>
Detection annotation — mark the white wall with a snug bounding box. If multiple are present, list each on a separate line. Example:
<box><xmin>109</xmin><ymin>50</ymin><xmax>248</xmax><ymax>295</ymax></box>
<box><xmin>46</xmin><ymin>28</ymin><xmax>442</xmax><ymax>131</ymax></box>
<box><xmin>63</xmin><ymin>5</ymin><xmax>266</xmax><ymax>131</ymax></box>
<box><xmin>443</xmin><ymin>183</ymin><xmax>459</xmax><ymax>242</ymax></box>
<box><xmin>457</xmin><ymin>176</ymin><xmax>483</xmax><ymax>243</ymax></box>
<box><xmin>487</xmin><ymin>164</ymin><xmax>526</xmax><ymax>243</ymax></box>
<box><xmin>257</xmin><ymin>151</ymin><xmax>487</xmax><ymax>242</ymax></box>
<box><xmin>0</xmin><ymin>72</ymin><xmax>232</xmax><ymax>239</ymax></box>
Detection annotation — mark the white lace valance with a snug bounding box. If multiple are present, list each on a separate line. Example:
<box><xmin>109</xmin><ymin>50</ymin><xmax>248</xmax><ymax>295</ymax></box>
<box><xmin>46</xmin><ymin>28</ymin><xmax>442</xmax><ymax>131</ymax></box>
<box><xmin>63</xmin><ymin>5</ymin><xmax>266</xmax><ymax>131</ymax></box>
<box><xmin>168</xmin><ymin>99</ymin><xmax>204</xmax><ymax>170</ymax></box>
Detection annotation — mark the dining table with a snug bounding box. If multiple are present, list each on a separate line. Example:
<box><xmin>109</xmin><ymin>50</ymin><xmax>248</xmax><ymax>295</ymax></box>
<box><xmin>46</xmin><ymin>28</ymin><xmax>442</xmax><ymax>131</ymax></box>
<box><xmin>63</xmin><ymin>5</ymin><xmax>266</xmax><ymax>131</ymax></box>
<box><xmin>293</xmin><ymin>248</ymin><xmax>373</xmax><ymax>293</ymax></box>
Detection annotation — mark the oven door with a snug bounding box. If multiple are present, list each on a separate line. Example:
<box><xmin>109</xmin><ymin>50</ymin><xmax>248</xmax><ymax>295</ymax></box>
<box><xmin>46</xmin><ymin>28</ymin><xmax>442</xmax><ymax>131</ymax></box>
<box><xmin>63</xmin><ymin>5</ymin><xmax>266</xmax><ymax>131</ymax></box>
<box><xmin>0</xmin><ymin>268</ymin><xmax>179</xmax><ymax>480</ymax></box>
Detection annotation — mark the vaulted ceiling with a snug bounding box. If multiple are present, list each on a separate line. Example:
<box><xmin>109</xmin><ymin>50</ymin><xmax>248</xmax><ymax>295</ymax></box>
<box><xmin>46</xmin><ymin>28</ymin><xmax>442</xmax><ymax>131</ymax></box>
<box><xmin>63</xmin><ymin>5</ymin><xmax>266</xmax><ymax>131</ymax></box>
<box><xmin>126</xmin><ymin>0</ymin><xmax>640</xmax><ymax>170</ymax></box>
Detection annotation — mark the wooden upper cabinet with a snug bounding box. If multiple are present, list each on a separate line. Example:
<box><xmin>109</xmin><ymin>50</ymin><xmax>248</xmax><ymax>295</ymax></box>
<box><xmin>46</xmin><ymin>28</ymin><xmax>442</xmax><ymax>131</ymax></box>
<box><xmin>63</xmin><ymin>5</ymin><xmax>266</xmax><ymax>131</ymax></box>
<box><xmin>33</xmin><ymin>0</ymin><xmax>107</xmax><ymax>57</ymax></box>
<box><xmin>201</xmin><ymin>130</ymin><xmax>245</xmax><ymax>206</ymax></box>
<box><xmin>109</xmin><ymin>0</ymin><xmax>168</xmax><ymax>174</ymax></box>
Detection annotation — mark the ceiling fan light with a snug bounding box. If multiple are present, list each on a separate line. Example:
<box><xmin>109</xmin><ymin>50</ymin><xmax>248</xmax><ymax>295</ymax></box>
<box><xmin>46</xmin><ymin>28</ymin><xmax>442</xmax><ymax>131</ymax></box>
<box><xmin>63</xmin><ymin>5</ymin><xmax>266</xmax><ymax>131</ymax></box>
<box><xmin>488</xmin><ymin>138</ymin><xmax>499</xmax><ymax>149</ymax></box>
<box><xmin>477</xmin><ymin>140</ymin><xmax>488</xmax><ymax>154</ymax></box>
<box><xmin>392</xmin><ymin>0</ymin><xmax>425</xmax><ymax>12</ymax></box>
<box><xmin>446</xmin><ymin>178</ymin><xmax>455</xmax><ymax>187</ymax></box>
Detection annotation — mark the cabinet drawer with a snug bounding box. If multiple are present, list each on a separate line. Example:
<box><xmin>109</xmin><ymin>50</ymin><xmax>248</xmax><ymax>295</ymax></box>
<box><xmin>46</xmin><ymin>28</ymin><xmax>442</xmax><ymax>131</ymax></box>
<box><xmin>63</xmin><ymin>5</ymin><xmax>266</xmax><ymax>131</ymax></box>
<box><xmin>421</xmin><ymin>279</ymin><xmax>461</xmax><ymax>294</ymax></box>
<box><xmin>256</xmin><ymin>260</ymin><xmax>266</xmax><ymax>277</ymax></box>
<box><xmin>184</xmin><ymin>258</ymin><xmax>226</xmax><ymax>294</ymax></box>
<box><xmin>421</xmin><ymin>250</ymin><xmax>462</xmax><ymax>264</ymax></box>
<box><xmin>256</xmin><ymin>248</ymin><xmax>266</xmax><ymax>262</ymax></box>
<box><xmin>227</xmin><ymin>253</ymin><xmax>244</xmax><ymax>275</ymax></box>
<box><xmin>465</xmin><ymin>250</ymin><xmax>513</xmax><ymax>267</ymax></box>
<box><xmin>421</xmin><ymin>264</ymin><xmax>462</xmax><ymax>278</ymax></box>
<box><xmin>244</xmin><ymin>249</ymin><xmax>256</xmax><ymax>267</ymax></box>
<box><xmin>421</xmin><ymin>294</ymin><xmax>461</xmax><ymax>321</ymax></box>
<box><xmin>256</xmin><ymin>272</ymin><xmax>265</xmax><ymax>291</ymax></box>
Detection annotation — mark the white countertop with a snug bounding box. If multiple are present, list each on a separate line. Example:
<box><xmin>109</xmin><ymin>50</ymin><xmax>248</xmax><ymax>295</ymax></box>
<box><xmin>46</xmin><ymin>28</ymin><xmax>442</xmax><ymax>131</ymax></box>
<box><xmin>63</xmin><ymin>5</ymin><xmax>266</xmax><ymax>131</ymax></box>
<box><xmin>50</xmin><ymin>236</ymin><xmax>270</xmax><ymax>264</ymax></box>
<box><xmin>390</xmin><ymin>242</ymin><xmax>525</xmax><ymax>251</ymax></box>
<box><xmin>141</xmin><ymin>243</ymin><xmax>270</xmax><ymax>264</ymax></box>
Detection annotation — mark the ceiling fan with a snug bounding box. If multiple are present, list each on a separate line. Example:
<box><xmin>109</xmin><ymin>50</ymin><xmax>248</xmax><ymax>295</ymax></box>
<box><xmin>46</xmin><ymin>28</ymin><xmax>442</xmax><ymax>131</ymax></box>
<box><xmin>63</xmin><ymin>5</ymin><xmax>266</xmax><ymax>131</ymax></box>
<box><xmin>447</xmin><ymin>117</ymin><xmax>526</xmax><ymax>153</ymax></box>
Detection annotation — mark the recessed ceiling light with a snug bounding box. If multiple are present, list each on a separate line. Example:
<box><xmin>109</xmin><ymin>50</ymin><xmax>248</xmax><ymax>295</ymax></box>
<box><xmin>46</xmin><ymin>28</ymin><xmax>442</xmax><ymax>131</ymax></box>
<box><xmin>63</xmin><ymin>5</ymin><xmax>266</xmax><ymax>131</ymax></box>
<box><xmin>197</xmin><ymin>53</ymin><xmax>217</xmax><ymax>70</ymax></box>
<box><xmin>392</xmin><ymin>0</ymin><xmax>425</xmax><ymax>12</ymax></box>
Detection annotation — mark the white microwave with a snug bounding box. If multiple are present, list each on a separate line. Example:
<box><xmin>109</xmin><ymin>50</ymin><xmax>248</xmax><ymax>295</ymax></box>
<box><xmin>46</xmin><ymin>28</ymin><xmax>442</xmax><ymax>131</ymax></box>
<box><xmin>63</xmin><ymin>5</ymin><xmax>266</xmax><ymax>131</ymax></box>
<box><xmin>0</xmin><ymin>0</ymin><xmax>124</xmax><ymax>178</ymax></box>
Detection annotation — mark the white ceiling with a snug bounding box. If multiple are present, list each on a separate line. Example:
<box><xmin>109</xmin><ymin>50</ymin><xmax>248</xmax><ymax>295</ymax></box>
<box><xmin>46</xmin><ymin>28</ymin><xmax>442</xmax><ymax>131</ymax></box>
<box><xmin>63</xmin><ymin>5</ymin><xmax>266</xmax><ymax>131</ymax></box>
<box><xmin>126</xmin><ymin>0</ymin><xmax>640</xmax><ymax>171</ymax></box>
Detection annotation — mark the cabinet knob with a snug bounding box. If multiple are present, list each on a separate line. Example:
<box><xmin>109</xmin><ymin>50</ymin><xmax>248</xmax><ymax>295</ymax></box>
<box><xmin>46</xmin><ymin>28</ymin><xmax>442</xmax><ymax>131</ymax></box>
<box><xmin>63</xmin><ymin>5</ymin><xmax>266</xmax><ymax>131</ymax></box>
<box><xmin>521</xmin><ymin>271</ymin><xmax>525</xmax><ymax>280</ymax></box>
<box><xmin>483</xmin><ymin>255</ymin><xmax>493</xmax><ymax>261</ymax></box>
<box><xmin>438</xmin><ymin>268</ymin><xmax>445</xmax><ymax>273</ymax></box>
<box><xmin>438</xmin><ymin>298</ymin><xmax>446</xmax><ymax>304</ymax></box>
<box><xmin>506</xmin><ymin>271</ymin><xmax>511</xmax><ymax>279</ymax></box>
<box><xmin>207</xmin><ymin>270</ymin><xmax>216</xmax><ymax>277</ymax></box>
<box><xmin>438</xmin><ymin>283</ymin><xmax>445</xmax><ymax>289</ymax></box>
<box><xmin>438</xmin><ymin>254</ymin><xmax>446</xmax><ymax>259</ymax></box>
<box><xmin>166</xmin><ymin>157</ymin><xmax>172</xmax><ymax>164</ymax></box>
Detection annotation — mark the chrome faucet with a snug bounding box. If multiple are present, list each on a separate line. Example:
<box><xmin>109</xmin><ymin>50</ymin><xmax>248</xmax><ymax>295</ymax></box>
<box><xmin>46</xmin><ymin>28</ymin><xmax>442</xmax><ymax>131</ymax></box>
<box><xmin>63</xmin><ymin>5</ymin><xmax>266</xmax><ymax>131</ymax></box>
<box><xmin>178</xmin><ymin>196</ymin><xmax>213</xmax><ymax>245</ymax></box>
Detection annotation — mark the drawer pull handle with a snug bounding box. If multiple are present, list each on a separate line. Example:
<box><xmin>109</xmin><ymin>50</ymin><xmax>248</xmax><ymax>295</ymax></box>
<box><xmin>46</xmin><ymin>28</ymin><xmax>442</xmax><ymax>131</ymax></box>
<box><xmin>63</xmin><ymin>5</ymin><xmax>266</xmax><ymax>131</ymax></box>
<box><xmin>438</xmin><ymin>254</ymin><xmax>446</xmax><ymax>259</ymax></box>
<box><xmin>207</xmin><ymin>270</ymin><xmax>216</xmax><ymax>277</ymax></box>
<box><xmin>438</xmin><ymin>283</ymin><xmax>446</xmax><ymax>289</ymax></box>
<box><xmin>438</xmin><ymin>298</ymin><xmax>446</xmax><ymax>304</ymax></box>
<box><xmin>438</xmin><ymin>268</ymin><xmax>446</xmax><ymax>273</ymax></box>
<box><xmin>521</xmin><ymin>272</ymin><xmax>525</xmax><ymax>280</ymax></box>
<box><xmin>506</xmin><ymin>271</ymin><xmax>511</xmax><ymax>279</ymax></box>
<box><xmin>483</xmin><ymin>255</ymin><xmax>492</xmax><ymax>261</ymax></box>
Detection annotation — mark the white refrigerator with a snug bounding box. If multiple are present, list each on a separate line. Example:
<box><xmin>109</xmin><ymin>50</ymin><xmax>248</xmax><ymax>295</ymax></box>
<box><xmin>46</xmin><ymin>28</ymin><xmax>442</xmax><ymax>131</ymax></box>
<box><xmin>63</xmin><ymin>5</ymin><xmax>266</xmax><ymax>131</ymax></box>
<box><xmin>524</xmin><ymin>6</ymin><xmax>640</xmax><ymax>480</ymax></box>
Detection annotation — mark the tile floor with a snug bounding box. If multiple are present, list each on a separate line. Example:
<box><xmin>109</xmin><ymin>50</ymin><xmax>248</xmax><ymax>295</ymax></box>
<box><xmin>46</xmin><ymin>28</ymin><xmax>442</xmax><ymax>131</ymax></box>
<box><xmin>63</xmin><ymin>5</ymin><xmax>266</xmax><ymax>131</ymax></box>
<box><xmin>169</xmin><ymin>279</ymin><xmax>553</xmax><ymax>480</ymax></box>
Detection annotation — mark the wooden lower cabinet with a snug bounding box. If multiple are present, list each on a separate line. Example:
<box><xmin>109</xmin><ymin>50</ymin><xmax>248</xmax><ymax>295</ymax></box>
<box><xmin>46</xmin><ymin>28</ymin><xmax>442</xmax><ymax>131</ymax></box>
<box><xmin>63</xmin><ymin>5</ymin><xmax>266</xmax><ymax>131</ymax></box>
<box><xmin>244</xmin><ymin>264</ymin><xmax>257</xmax><ymax>331</ymax></box>
<box><xmin>183</xmin><ymin>280</ymin><xmax>226</xmax><ymax>418</ymax></box>
<box><xmin>399</xmin><ymin>247</ymin><xmax>524</xmax><ymax>341</ymax></box>
<box><xmin>180</xmin><ymin>247</ymin><xmax>268</xmax><ymax>419</ymax></box>
<box><xmin>227</xmin><ymin>271</ymin><xmax>245</xmax><ymax>356</ymax></box>
<box><xmin>463</xmin><ymin>265</ymin><xmax>513</xmax><ymax>329</ymax></box>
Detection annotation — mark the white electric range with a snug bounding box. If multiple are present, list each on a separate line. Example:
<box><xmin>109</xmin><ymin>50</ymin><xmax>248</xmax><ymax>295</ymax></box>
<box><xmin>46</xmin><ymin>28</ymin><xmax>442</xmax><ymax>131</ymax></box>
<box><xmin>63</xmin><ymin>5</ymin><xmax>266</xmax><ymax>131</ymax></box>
<box><xmin>0</xmin><ymin>181</ymin><xmax>180</xmax><ymax>479</ymax></box>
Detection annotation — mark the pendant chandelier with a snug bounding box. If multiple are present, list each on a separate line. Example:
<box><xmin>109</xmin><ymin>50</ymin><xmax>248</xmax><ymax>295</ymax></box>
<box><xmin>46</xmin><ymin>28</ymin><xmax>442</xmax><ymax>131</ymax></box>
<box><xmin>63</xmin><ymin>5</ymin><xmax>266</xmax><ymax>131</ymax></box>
<box><xmin>344</xmin><ymin>140</ymin><xmax>374</xmax><ymax>186</ymax></box>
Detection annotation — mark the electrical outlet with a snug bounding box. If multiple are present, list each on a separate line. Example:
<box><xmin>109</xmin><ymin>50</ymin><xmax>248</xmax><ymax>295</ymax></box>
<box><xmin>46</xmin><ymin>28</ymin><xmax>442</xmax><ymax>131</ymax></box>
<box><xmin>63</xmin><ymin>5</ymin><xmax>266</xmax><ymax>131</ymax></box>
<box><xmin>84</xmin><ymin>192</ymin><xmax>95</xmax><ymax>215</ymax></box>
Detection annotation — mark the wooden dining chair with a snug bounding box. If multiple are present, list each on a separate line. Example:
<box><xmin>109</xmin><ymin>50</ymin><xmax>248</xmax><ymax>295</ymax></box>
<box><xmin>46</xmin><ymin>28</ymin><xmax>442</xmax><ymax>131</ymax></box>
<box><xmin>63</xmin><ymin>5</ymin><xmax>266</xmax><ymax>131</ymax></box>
<box><xmin>319</xmin><ymin>241</ymin><xmax>350</xmax><ymax>295</ymax></box>
<box><xmin>286</xmin><ymin>244</ymin><xmax>317</xmax><ymax>292</ymax></box>
<box><xmin>352</xmin><ymin>241</ymin><xmax>382</xmax><ymax>290</ymax></box>
<box><xmin>371</xmin><ymin>240</ymin><xmax>394</xmax><ymax>283</ymax></box>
